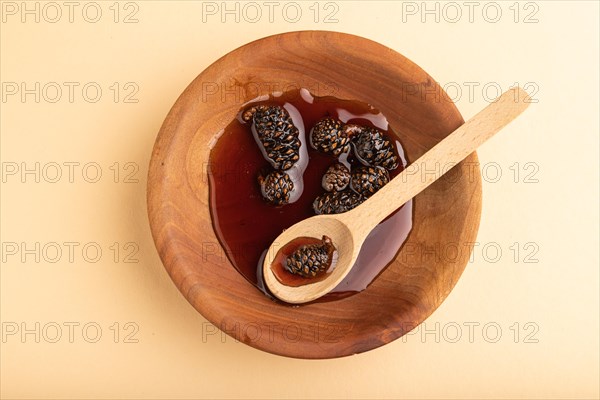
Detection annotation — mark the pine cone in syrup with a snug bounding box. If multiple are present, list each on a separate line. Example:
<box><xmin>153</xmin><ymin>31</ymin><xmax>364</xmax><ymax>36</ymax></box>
<box><xmin>313</xmin><ymin>191</ymin><xmax>364</xmax><ymax>215</ymax></box>
<box><xmin>321</xmin><ymin>163</ymin><xmax>351</xmax><ymax>192</ymax></box>
<box><xmin>258</xmin><ymin>170</ymin><xmax>294</xmax><ymax>206</ymax></box>
<box><xmin>285</xmin><ymin>236</ymin><xmax>335</xmax><ymax>278</ymax></box>
<box><xmin>346</xmin><ymin>124</ymin><xmax>399</xmax><ymax>170</ymax></box>
<box><xmin>243</xmin><ymin>105</ymin><xmax>301</xmax><ymax>171</ymax></box>
<box><xmin>310</xmin><ymin>117</ymin><xmax>351</xmax><ymax>155</ymax></box>
<box><xmin>350</xmin><ymin>166</ymin><xmax>390</xmax><ymax>198</ymax></box>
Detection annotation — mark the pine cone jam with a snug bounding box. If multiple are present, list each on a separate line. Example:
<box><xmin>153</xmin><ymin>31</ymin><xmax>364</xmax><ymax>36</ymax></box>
<box><xmin>208</xmin><ymin>88</ymin><xmax>413</xmax><ymax>301</ymax></box>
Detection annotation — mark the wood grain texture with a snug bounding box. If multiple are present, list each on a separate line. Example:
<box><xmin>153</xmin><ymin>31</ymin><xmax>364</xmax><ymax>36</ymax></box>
<box><xmin>147</xmin><ymin>31</ymin><xmax>482</xmax><ymax>359</ymax></box>
<box><xmin>265</xmin><ymin>88</ymin><xmax>528</xmax><ymax>304</ymax></box>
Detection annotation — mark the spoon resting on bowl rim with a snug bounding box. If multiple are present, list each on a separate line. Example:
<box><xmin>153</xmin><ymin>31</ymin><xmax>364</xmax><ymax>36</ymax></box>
<box><xmin>263</xmin><ymin>87</ymin><xmax>530</xmax><ymax>304</ymax></box>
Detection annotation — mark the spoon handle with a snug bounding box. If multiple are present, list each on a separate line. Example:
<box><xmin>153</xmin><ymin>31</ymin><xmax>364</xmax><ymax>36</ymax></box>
<box><xmin>347</xmin><ymin>87</ymin><xmax>531</xmax><ymax>234</ymax></box>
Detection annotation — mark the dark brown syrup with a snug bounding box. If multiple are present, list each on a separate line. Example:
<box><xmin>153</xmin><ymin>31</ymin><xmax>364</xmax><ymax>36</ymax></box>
<box><xmin>208</xmin><ymin>89</ymin><xmax>413</xmax><ymax>303</ymax></box>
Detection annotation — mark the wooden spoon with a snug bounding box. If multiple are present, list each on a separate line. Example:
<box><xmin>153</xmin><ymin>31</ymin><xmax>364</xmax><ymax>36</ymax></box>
<box><xmin>263</xmin><ymin>87</ymin><xmax>530</xmax><ymax>304</ymax></box>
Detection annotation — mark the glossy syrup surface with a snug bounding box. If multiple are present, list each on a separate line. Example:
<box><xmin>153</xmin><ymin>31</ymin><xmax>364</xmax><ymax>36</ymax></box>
<box><xmin>208</xmin><ymin>89</ymin><xmax>413</xmax><ymax>302</ymax></box>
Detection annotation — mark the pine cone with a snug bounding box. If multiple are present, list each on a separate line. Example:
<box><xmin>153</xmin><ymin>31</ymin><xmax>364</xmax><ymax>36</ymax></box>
<box><xmin>322</xmin><ymin>163</ymin><xmax>350</xmax><ymax>192</ymax></box>
<box><xmin>243</xmin><ymin>105</ymin><xmax>300</xmax><ymax>171</ymax></box>
<box><xmin>350</xmin><ymin>166</ymin><xmax>389</xmax><ymax>198</ymax></box>
<box><xmin>313</xmin><ymin>191</ymin><xmax>364</xmax><ymax>215</ymax></box>
<box><xmin>285</xmin><ymin>236</ymin><xmax>335</xmax><ymax>278</ymax></box>
<box><xmin>258</xmin><ymin>170</ymin><xmax>294</xmax><ymax>205</ymax></box>
<box><xmin>310</xmin><ymin>117</ymin><xmax>350</xmax><ymax>155</ymax></box>
<box><xmin>348</xmin><ymin>124</ymin><xmax>399</xmax><ymax>170</ymax></box>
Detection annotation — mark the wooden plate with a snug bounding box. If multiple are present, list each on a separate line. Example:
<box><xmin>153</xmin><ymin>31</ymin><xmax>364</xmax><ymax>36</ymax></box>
<box><xmin>147</xmin><ymin>31</ymin><xmax>481</xmax><ymax>359</ymax></box>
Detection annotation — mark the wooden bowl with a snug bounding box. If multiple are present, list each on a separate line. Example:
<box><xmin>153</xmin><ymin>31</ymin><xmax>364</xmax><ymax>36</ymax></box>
<box><xmin>147</xmin><ymin>31</ymin><xmax>481</xmax><ymax>359</ymax></box>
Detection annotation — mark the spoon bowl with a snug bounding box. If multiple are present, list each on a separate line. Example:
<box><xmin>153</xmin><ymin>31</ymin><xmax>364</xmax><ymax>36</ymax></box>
<box><xmin>263</xmin><ymin>214</ymin><xmax>360</xmax><ymax>303</ymax></box>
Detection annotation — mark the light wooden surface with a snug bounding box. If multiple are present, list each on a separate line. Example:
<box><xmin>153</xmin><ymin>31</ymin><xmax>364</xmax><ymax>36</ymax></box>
<box><xmin>265</xmin><ymin>87</ymin><xmax>530</xmax><ymax>304</ymax></box>
<box><xmin>147</xmin><ymin>31</ymin><xmax>483</xmax><ymax>358</ymax></box>
<box><xmin>4</xmin><ymin>2</ymin><xmax>598</xmax><ymax>397</ymax></box>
